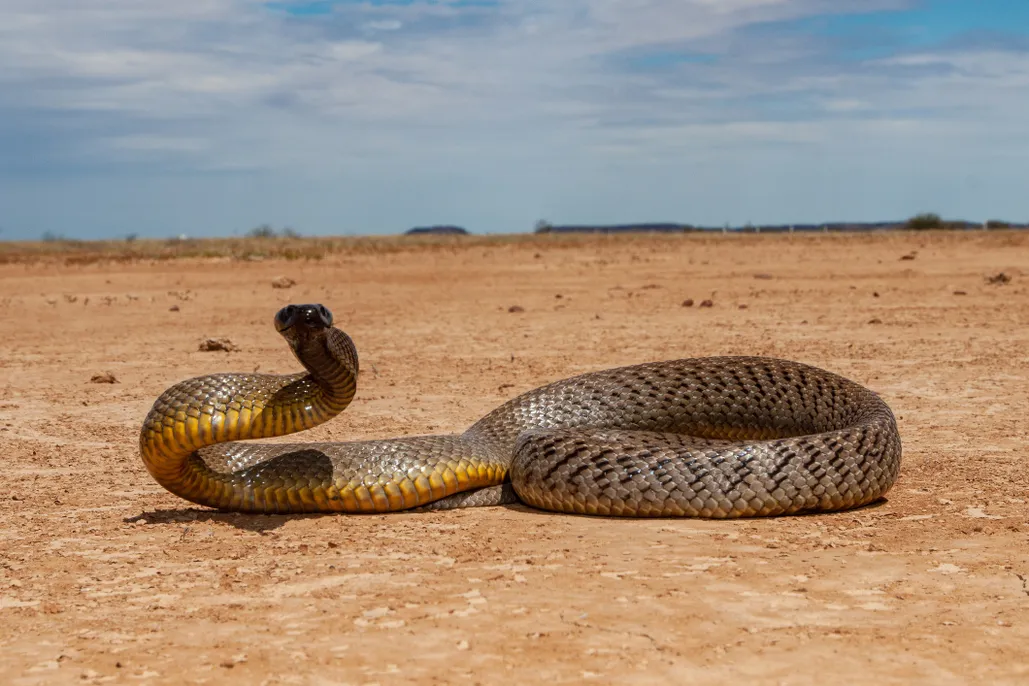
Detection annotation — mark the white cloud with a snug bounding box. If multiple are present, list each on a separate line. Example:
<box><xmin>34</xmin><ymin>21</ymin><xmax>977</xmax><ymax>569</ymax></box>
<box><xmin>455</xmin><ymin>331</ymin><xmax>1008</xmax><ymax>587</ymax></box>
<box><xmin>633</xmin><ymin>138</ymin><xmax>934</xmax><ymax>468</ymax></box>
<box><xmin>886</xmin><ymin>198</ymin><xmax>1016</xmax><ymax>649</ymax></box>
<box><xmin>820</xmin><ymin>98</ymin><xmax>869</xmax><ymax>111</ymax></box>
<box><xmin>362</xmin><ymin>19</ymin><xmax>403</xmax><ymax>33</ymax></box>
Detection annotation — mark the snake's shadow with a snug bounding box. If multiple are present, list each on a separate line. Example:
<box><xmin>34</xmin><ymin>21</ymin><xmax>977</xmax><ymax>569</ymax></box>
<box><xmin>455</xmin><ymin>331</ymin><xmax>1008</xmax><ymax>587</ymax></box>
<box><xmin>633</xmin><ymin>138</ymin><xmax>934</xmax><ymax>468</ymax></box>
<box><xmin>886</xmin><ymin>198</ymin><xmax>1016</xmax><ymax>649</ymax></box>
<box><xmin>124</xmin><ymin>497</ymin><xmax>535</xmax><ymax>532</ymax></box>
<box><xmin>123</xmin><ymin>509</ymin><xmax>331</xmax><ymax>533</ymax></box>
<box><xmin>125</xmin><ymin>497</ymin><xmax>890</xmax><ymax>532</ymax></box>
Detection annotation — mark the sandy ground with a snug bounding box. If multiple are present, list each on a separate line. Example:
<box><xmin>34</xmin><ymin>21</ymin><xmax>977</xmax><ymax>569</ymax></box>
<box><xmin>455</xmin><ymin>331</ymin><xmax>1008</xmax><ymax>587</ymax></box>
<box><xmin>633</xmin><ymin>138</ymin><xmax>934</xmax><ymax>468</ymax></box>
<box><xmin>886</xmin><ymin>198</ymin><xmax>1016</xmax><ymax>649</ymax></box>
<box><xmin>0</xmin><ymin>231</ymin><xmax>1027</xmax><ymax>685</ymax></box>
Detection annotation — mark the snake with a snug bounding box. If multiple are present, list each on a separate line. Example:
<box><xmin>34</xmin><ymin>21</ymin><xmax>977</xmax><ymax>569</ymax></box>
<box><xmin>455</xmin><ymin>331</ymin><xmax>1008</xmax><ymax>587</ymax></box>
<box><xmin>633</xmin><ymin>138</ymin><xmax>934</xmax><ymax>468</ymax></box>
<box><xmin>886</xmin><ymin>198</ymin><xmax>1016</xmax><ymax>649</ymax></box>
<box><xmin>139</xmin><ymin>303</ymin><xmax>902</xmax><ymax>517</ymax></box>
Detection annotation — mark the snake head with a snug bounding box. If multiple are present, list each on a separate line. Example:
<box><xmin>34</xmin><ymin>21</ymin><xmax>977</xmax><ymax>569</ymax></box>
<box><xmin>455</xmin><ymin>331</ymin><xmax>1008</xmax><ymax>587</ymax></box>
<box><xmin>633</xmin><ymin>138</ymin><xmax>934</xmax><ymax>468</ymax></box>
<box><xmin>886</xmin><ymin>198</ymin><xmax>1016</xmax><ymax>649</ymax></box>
<box><xmin>275</xmin><ymin>303</ymin><xmax>334</xmax><ymax>336</ymax></box>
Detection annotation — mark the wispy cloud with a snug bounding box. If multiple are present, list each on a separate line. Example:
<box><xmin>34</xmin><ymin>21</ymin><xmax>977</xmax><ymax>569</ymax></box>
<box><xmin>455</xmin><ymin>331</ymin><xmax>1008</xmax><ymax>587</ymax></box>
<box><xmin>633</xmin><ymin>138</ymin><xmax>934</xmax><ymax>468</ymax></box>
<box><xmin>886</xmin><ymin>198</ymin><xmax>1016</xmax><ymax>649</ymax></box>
<box><xmin>1</xmin><ymin>0</ymin><xmax>1027</xmax><ymax>238</ymax></box>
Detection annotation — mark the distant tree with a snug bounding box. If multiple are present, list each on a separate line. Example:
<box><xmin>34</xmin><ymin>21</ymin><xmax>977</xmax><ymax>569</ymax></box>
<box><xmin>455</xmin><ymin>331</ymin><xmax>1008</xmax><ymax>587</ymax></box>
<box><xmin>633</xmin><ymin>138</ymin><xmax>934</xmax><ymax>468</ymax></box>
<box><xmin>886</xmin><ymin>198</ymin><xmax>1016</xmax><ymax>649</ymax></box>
<box><xmin>905</xmin><ymin>213</ymin><xmax>943</xmax><ymax>231</ymax></box>
<box><xmin>125</xmin><ymin>233</ymin><xmax>138</xmax><ymax>242</ymax></box>
<box><xmin>281</xmin><ymin>226</ymin><xmax>301</xmax><ymax>238</ymax></box>
<box><xmin>985</xmin><ymin>219</ymin><xmax>1010</xmax><ymax>230</ymax></box>
<box><xmin>41</xmin><ymin>231</ymin><xmax>65</xmax><ymax>242</ymax></box>
<box><xmin>247</xmin><ymin>224</ymin><xmax>277</xmax><ymax>238</ymax></box>
<box><xmin>534</xmin><ymin>219</ymin><xmax>553</xmax><ymax>233</ymax></box>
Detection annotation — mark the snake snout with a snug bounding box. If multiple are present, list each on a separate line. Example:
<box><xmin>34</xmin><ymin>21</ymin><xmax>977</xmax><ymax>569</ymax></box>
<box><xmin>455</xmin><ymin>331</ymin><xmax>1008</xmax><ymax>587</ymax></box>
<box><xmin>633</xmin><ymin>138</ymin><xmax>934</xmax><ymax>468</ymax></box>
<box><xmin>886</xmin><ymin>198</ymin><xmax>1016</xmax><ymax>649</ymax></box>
<box><xmin>275</xmin><ymin>303</ymin><xmax>334</xmax><ymax>333</ymax></box>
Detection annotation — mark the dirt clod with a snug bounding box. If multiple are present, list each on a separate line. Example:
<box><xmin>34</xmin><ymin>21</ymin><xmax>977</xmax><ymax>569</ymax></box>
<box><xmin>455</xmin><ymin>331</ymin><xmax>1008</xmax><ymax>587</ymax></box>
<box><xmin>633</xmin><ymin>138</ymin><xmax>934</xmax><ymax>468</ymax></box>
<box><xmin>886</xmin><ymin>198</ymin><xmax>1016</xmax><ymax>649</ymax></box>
<box><xmin>89</xmin><ymin>372</ymin><xmax>118</xmax><ymax>384</ymax></box>
<box><xmin>271</xmin><ymin>276</ymin><xmax>296</xmax><ymax>289</ymax></box>
<box><xmin>986</xmin><ymin>272</ymin><xmax>1011</xmax><ymax>285</ymax></box>
<box><xmin>198</xmin><ymin>338</ymin><xmax>239</xmax><ymax>352</ymax></box>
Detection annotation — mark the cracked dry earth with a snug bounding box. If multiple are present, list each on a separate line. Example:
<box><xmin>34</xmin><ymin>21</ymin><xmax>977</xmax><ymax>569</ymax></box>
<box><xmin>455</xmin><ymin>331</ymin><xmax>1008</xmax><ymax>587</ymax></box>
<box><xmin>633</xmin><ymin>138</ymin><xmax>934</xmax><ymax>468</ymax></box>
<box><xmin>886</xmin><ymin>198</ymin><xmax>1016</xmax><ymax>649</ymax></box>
<box><xmin>1</xmin><ymin>231</ymin><xmax>1027</xmax><ymax>685</ymax></box>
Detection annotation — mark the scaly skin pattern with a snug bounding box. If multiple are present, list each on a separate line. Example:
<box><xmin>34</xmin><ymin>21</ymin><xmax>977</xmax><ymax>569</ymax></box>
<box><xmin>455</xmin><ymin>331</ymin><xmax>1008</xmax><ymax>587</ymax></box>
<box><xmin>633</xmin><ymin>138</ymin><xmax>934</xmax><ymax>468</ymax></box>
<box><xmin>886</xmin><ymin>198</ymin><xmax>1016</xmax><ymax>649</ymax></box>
<box><xmin>140</xmin><ymin>308</ymin><xmax>902</xmax><ymax>517</ymax></box>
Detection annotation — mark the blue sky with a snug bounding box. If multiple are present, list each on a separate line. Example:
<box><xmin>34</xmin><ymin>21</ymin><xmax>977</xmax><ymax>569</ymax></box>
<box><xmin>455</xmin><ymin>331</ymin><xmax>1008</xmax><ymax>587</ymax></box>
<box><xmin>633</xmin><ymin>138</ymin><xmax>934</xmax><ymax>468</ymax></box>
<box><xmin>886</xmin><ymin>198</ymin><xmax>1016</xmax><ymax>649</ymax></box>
<box><xmin>1</xmin><ymin>0</ymin><xmax>1027</xmax><ymax>240</ymax></box>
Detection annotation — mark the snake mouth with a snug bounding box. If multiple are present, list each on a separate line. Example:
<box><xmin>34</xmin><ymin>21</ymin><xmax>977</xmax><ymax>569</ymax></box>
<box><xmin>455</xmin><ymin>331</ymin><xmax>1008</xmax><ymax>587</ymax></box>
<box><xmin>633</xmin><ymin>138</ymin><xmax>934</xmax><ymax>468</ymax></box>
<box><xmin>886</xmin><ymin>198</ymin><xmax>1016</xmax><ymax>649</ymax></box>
<box><xmin>274</xmin><ymin>303</ymin><xmax>334</xmax><ymax>334</ymax></box>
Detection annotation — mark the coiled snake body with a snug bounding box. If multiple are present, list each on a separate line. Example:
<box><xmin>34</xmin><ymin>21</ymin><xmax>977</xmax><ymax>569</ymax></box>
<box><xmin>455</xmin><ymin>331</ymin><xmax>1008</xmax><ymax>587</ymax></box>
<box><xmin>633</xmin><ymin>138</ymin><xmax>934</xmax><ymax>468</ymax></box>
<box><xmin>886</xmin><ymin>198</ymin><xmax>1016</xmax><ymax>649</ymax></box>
<box><xmin>139</xmin><ymin>304</ymin><xmax>902</xmax><ymax>517</ymax></box>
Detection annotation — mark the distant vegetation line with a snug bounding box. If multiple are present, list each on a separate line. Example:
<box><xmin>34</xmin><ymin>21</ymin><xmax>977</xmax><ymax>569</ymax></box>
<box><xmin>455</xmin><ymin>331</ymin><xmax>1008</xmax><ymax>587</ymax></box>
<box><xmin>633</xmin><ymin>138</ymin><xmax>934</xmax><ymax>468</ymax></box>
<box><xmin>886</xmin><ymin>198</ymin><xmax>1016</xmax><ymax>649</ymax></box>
<box><xmin>531</xmin><ymin>214</ymin><xmax>1028</xmax><ymax>234</ymax></box>
<box><xmin>401</xmin><ymin>214</ymin><xmax>1029</xmax><ymax>235</ymax></box>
